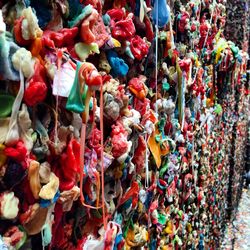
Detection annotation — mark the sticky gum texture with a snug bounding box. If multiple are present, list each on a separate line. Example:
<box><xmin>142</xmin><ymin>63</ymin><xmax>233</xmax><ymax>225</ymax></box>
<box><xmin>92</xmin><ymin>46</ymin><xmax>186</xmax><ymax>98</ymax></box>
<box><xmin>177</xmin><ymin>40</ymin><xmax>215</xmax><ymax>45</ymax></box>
<box><xmin>0</xmin><ymin>0</ymin><xmax>249</xmax><ymax>250</ymax></box>
<box><xmin>0</xmin><ymin>192</ymin><xmax>19</xmax><ymax>220</ymax></box>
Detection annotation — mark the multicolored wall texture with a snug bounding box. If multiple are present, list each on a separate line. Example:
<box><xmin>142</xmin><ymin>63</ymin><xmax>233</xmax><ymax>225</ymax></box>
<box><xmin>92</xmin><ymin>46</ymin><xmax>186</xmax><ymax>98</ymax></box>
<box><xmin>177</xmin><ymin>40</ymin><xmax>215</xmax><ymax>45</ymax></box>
<box><xmin>0</xmin><ymin>0</ymin><xmax>249</xmax><ymax>249</ymax></box>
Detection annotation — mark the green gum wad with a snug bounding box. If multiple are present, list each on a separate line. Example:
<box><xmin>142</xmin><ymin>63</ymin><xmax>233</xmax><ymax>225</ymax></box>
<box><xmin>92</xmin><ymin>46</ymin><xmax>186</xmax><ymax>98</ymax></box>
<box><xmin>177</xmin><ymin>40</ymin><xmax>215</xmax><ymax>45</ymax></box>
<box><xmin>75</xmin><ymin>42</ymin><xmax>100</xmax><ymax>61</ymax></box>
<box><xmin>159</xmin><ymin>161</ymin><xmax>169</xmax><ymax>177</ymax></box>
<box><xmin>66</xmin><ymin>61</ymin><xmax>85</xmax><ymax>114</ymax></box>
<box><xmin>0</xmin><ymin>94</ymin><xmax>15</xmax><ymax>118</ymax></box>
<box><xmin>162</xmin><ymin>79</ymin><xmax>170</xmax><ymax>91</ymax></box>
<box><xmin>158</xmin><ymin>213</ymin><xmax>167</xmax><ymax>225</ymax></box>
<box><xmin>214</xmin><ymin>104</ymin><xmax>222</xmax><ymax>115</ymax></box>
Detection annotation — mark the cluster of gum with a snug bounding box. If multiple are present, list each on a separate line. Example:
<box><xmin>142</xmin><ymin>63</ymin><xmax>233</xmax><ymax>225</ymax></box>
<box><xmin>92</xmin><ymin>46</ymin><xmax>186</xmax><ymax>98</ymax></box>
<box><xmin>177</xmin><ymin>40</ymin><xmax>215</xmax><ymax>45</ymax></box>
<box><xmin>0</xmin><ymin>0</ymin><xmax>249</xmax><ymax>249</ymax></box>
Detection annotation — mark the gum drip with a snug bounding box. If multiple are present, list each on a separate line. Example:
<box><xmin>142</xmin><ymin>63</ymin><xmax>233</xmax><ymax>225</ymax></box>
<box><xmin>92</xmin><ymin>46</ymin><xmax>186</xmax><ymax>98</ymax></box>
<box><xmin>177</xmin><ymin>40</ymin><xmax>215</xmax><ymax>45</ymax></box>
<box><xmin>100</xmin><ymin>84</ymin><xmax>107</xmax><ymax>230</ymax></box>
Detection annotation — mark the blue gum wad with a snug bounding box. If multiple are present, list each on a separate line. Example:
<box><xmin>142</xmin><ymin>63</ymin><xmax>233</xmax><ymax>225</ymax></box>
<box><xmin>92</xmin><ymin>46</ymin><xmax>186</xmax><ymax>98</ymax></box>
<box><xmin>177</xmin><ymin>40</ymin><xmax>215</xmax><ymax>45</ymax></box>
<box><xmin>40</xmin><ymin>190</ymin><xmax>60</xmax><ymax>208</ymax></box>
<box><xmin>152</xmin><ymin>0</ymin><xmax>170</xmax><ymax>28</ymax></box>
<box><xmin>107</xmin><ymin>50</ymin><xmax>129</xmax><ymax>77</ymax></box>
<box><xmin>68</xmin><ymin>4</ymin><xmax>93</xmax><ymax>28</ymax></box>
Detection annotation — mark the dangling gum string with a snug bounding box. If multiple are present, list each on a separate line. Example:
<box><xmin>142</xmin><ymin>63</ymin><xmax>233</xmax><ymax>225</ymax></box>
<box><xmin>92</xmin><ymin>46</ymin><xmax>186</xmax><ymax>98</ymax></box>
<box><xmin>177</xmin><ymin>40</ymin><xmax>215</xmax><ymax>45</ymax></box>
<box><xmin>100</xmin><ymin>83</ymin><xmax>107</xmax><ymax>230</ymax></box>
<box><xmin>47</xmin><ymin>51</ymin><xmax>102</xmax><ymax>210</ymax></box>
<box><xmin>50</xmin><ymin>51</ymin><xmax>105</xmax><ymax>224</ymax></box>
<box><xmin>79</xmin><ymin>113</ymin><xmax>102</xmax><ymax>210</ymax></box>
<box><xmin>90</xmin><ymin>92</ymin><xmax>97</xmax><ymax>144</ymax></box>
<box><xmin>144</xmin><ymin>133</ymin><xmax>149</xmax><ymax>188</ymax></box>
<box><xmin>90</xmin><ymin>92</ymin><xmax>101</xmax><ymax>208</ymax></box>
<box><xmin>54</xmin><ymin>49</ymin><xmax>63</xmax><ymax>148</ymax></box>
<box><xmin>78</xmin><ymin>69</ymin><xmax>102</xmax><ymax>210</ymax></box>
<box><xmin>155</xmin><ymin>0</ymin><xmax>159</xmax><ymax>115</ymax></box>
<box><xmin>80</xmin><ymin>108</ymin><xmax>102</xmax><ymax>208</ymax></box>
<box><xmin>80</xmin><ymin>89</ymin><xmax>101</xmax><ymax>209</ymax></box>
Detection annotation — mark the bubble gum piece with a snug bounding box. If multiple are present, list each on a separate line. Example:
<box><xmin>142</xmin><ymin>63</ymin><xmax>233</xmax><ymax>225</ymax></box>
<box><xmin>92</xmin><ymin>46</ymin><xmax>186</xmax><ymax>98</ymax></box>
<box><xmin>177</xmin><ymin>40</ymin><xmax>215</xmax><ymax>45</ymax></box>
<box><xmin>125</xmin><ymin>41</ymin><xmax>134</xmax><ymax>59</ymax></box>
<box><xmin>111</xmin><ymin>18</ymin><xmax>136</xmax><ymax>40</ymax></box>
<box><xmin>152</xmin><ymin>0</ymin><xmax>170</xmax><ymax>27</ymax></box>
<box><xmin>128</xmin><ymin>76</ymin><xmax>148</xmax><ymax>100</ymax></box>
<box><xmin>80</xmin><ymin>8</ymin><xmax>99</xmax><ymax>44</ymax></box>
<box><xmin>28</xmin><ymin>160</ymin><xmax>41</xmax><ymax>199</ymax></box>
<box><xmin>0</xmin><ymin>33</ymin><xmax>20</xmax><ymax>81</ymax></box>
<box><xmin>66</xmin><ymin>61</ymin><xmax>85</xmax><ymax>113</ymax></box>
<box><xmin>106</xmin><ymin>50</ymin><xmax>129</xmax><ymax>77</ymax></box>
<box><xmin>14</xmin><ymin>7</ymin><xmax>42</xmax><ymax>46</ymax></box>
<box><xmin>119</xmin><ymin>181</ymin><xmax>139</xmax><ymax>208</ymax></box>
<box><xmin>4</xmin><ymin>140</ymin><xmax>27</xmax><ymax>163</ymax></box>
<box><xmin>177</xmin><ymin>11</ymin><xmax>190</xmax><ymax>33</ymax></box>
<box><xmin>58</xmin><ymin>186</ymin><xmax>80</xmax><ymax>212</ymax></box>
<box><xmin>110</xmin><ymin>122</ymin><xmax>129</xmax><ymax>158</ymax></box>
<box><xmin>164</xmin><ymin>221</ymin><xmax>174</xmax><ymax>235</ymax></box>
<box><xmin>14</xmin><ymin>17</ymin><xmax>31</xmax><ymax>46</ymax></box>
<box><xmin>106</xmin><ymin>8</ymin><xmax>125</xmax><ymax>23</ymax></box>
<box><xmin>103</xmin><ymin>13</ymin><xmax>111</xmax><ymax>26</ymax></box>
<box><xmin>112</xmin><ymin>38</ymin><xmax>121</xmax><ymax>48</ymax></box>
<box><xmin>39</xmin><ymin>162</ymin><xmax>51</xmax><ymax>184</ymax></box>
<box><xmin>104</xmin><ymin>222</ymin><xmax>120</xmax><ymax>250</ymax></box>
<box><xmin>148</xmin><ymin>125</ymin><xmax>170</xmax><ymax>168</ymax></box>
<box><xmin>0</xmin><ymin>94</ymin><xmax>15</xmax><ymax>118</ymax></box>
<box><xmin>23</xmin><ymin>61</ymin><xmax>47</xmax><ymax>107</ymax></box>
<box><xmin>18</xmin><ymin>104</ymin><xmax>34</xmax><ymax>151</ymax></box>
<box><xmin>42</xmin><ymin>27</ymin><xmax>79</xmax><ymax>48</ymax></box>
<box><xmin>79</xmin><ymin>62</ymin><xmax>103</xmax><ymax>90</ymax></box>
<box><xmin>75</xmin><ymin>42</ymin><xmax>100</xmax><ymax>61</ymax></box>
<box><xmin>12</xmin><ymin>47</ymin><xmax>35</xmax><ymax>78</ymax></box>
<box><xmin>99</xmin><ymin>52</ymin><xmax>111</xmax><ymax>73</ymax></box>
<box><xmin>130</xmin><ymin>35</ymin><xmax>149</xmax><ymax>61</ymax></box>
<box><xmin>92</xmin><ymin>15</ymin><xmax>109</xmax><ymax>47</ymax></box>
<box><xmin>21</xmin><ymin>7</ymin><xmax>43</xmax><ymax>40</ymax></box>
<box><xmin>104</xmin><ymin>93</ymin><xmax>121</xmax><ymax>121</ymax></box>
<box><xmin>3</xmin><ymin>226</ymin><xmax>26</xmax><ymax>249</ymax></box>
<box><xmin>0</xmin><ymin>192</ymin><xmax>19</xmax><ymax>219</ymax></box>
<box><xmin>132</xmin><ymin>135</ymin><xmax>146</xmax><ymax>173</ymax></box>
<box><xmin>39</xmin><ymin>172</ymin><xmax>59</xmax><ymax>200</ymax></box>
<box><xmin>21</xmin><ymin>203</ymin><xmax>49</xmax><ymax>235</ymax></box>
<box><xmin>60</xmin><ymin>138</ymin><xmax>80</xmax><ymax>184</ymax></box>
<box><xmin>30</xmin><ymin>38</ymin><xmax>43</xmax><ymax>63</ymax></box>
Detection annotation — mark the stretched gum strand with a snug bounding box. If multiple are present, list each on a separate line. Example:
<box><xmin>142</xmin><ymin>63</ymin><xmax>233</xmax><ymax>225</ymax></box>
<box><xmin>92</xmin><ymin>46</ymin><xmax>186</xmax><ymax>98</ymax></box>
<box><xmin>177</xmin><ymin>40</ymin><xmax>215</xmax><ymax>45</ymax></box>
<box><xmin>100</xmin><ymin>83</ymin><xmax>107</xmax><ymax>229</ymax></box>
<box><xmin>78</xmin><ymin>62</ymin><xmax>107</xmax><ymax>229</ymax></box>
<box><xmin>54</xmin><ymin>49</ymin><xmax>64</xmax><ymax>147</ymax></box>
<box><xmin>79</xmin><ymin>124</ymin><xmax>102</xmax><ymax>210</ymax></box>
<box><xmin>78</xmin><ymin>65</ymin><xmax>101</xmax><ymax>210</ymax></box>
